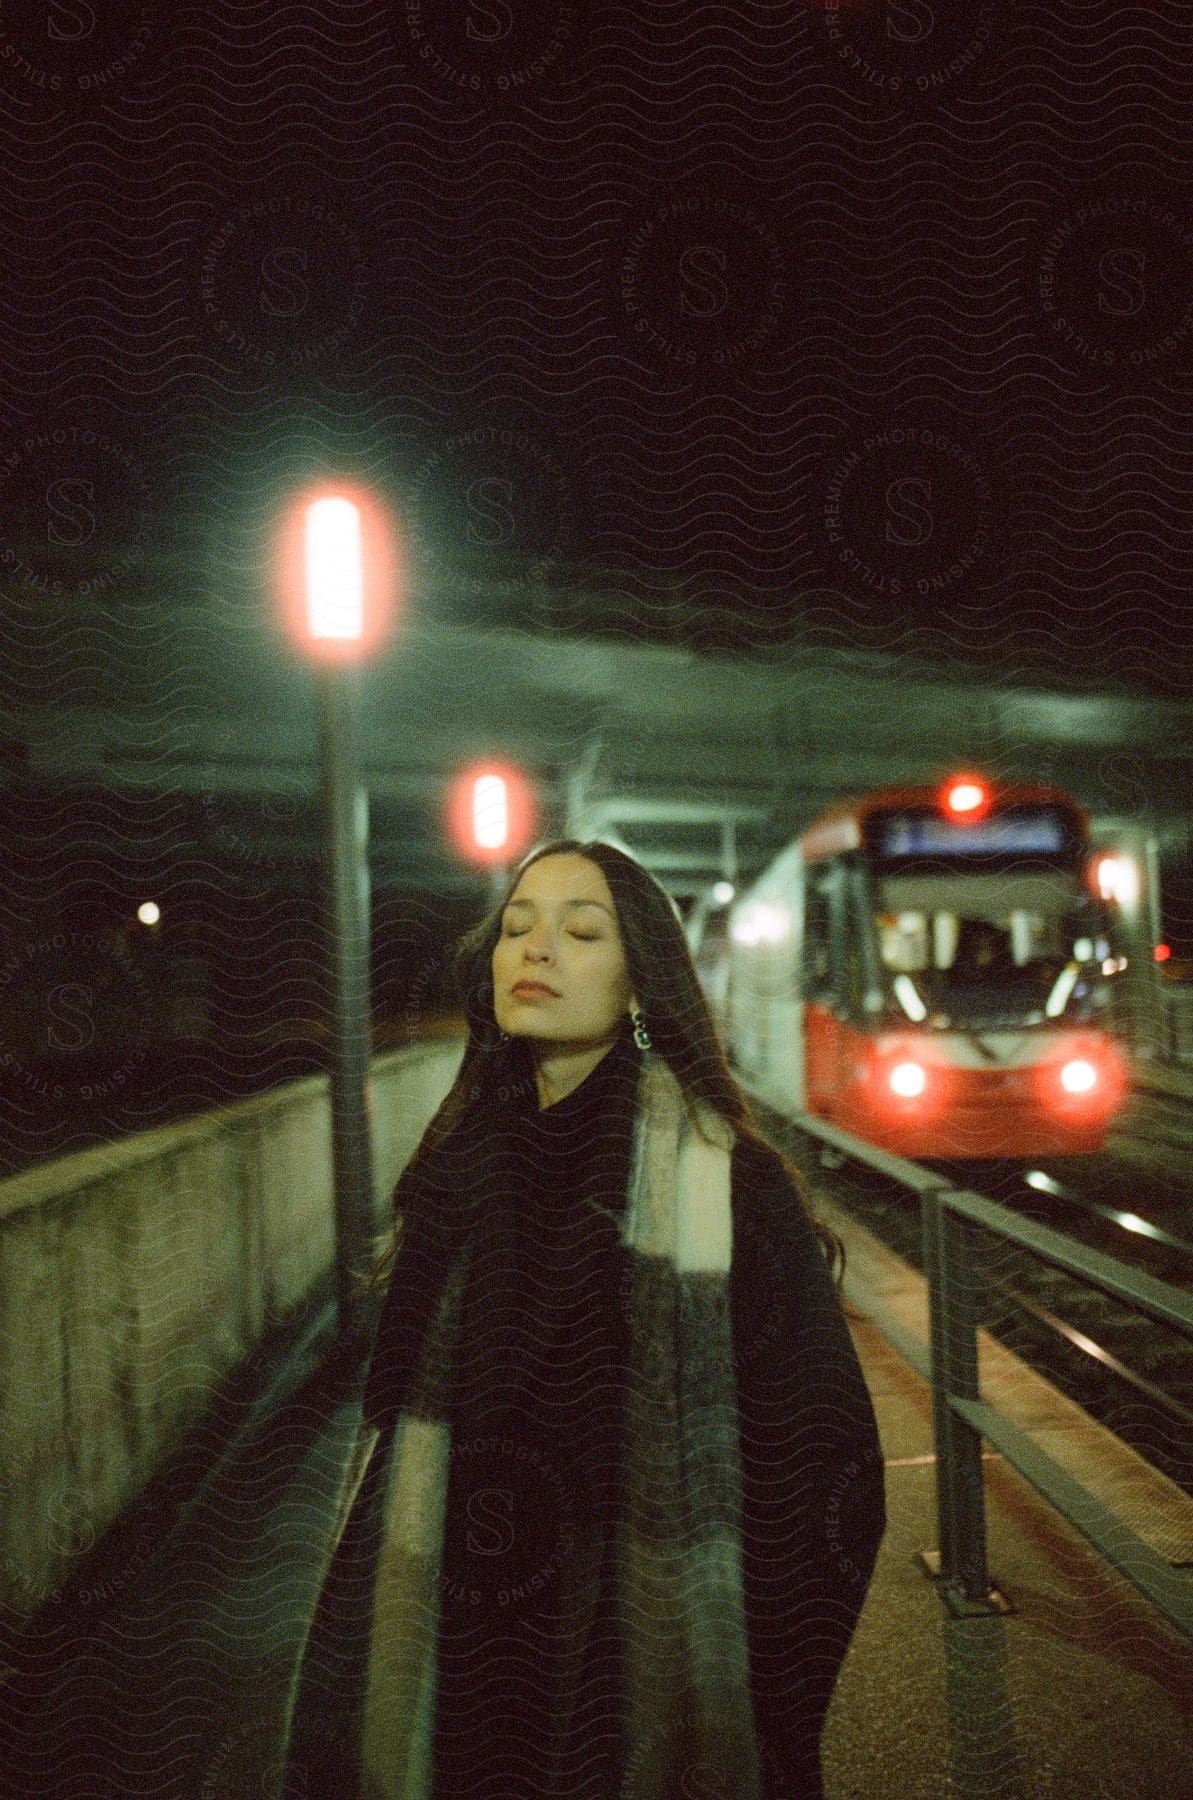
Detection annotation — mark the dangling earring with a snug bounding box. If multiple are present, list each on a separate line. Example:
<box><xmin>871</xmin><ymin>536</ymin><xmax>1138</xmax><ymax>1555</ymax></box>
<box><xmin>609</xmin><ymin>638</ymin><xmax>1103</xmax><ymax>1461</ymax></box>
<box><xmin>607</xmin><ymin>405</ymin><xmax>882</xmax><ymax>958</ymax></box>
<box><xmin>630</xmin><ymin>1006</ymin><xmax>652</xmax><ymax>1050</ymax></box>
<box><xmin>497</xmin><ymin>1028</ymin><xmax>510</xmax><ymax>1042</ymax></box>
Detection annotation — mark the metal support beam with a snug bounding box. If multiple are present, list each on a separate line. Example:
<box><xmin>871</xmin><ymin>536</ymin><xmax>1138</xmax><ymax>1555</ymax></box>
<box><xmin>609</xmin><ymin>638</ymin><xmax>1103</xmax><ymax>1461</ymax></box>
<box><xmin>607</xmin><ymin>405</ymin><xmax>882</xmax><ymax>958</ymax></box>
<box><xmin>585</xmin><ymin>796</ymin><xmax>771</xmax><ymax>827</ymax></box>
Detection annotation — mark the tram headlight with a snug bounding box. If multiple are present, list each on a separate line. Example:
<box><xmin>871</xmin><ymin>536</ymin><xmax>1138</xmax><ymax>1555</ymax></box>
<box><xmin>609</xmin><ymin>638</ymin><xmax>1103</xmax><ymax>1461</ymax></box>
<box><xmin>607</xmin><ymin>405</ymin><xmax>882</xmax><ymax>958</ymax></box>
<box><xmin>889</xmin><ymin>1060</ymin><xmax>928</xmax><ymax>1099</ymax></box>
<box><xmin>1059</xmin><ymin>1057</ymin><xmax>1098</xmax><ymax>1095</ymax></box>
<box><xmin>1033</xmin><ymin>1038</ymin><xmax>1126</xmax><ymax>1117</ymax></box>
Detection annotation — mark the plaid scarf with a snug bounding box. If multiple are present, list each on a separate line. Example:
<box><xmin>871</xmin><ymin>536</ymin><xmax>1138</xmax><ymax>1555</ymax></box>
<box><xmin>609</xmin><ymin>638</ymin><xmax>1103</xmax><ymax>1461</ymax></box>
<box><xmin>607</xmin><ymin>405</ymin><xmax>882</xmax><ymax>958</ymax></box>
<box><xmin>282</xmin><ymin>1049</ymin><xmax>764</xmax><ymax>1798</ymax></box>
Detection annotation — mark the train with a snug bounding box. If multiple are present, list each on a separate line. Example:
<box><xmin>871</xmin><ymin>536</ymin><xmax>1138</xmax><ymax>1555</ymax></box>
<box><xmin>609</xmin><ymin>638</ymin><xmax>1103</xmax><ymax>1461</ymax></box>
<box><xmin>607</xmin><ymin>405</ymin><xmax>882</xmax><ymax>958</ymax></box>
<box><xmin>713</xmin><ymin>775</ymin><xmax>1129</xmax><ymax>1159</ymax></box>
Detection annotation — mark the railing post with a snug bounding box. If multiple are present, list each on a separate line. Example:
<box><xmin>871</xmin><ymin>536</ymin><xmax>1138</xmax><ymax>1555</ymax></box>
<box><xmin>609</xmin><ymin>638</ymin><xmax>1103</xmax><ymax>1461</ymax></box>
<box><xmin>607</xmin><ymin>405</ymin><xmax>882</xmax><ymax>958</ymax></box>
<box><xmin>922</xmin><ymin>1189</ymin><xmax>995</xmax><ymax>1612</ymax></box>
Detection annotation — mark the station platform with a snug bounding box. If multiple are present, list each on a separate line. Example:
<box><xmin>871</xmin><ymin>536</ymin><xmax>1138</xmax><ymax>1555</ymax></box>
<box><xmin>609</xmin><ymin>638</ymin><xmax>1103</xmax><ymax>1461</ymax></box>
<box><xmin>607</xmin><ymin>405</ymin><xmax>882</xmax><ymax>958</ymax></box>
<box><xmin>820</xmin><ymin>1197</ymin><xmax>1193</xmax><ymax>1800</ymax></box>
<box><xmin>1</xmin><ymin>1205</ymin><xmax>1189</xmax><ymax>1798</ymax></box>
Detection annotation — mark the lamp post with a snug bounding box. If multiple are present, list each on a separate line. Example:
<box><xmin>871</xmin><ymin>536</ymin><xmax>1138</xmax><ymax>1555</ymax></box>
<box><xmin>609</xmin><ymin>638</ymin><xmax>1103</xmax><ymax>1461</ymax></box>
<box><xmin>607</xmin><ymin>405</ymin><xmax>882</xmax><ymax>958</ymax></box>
<box><xmin>282</xmin><ymin>488</ymin><xmax>396</xmax><ymax>1335</ymax></box>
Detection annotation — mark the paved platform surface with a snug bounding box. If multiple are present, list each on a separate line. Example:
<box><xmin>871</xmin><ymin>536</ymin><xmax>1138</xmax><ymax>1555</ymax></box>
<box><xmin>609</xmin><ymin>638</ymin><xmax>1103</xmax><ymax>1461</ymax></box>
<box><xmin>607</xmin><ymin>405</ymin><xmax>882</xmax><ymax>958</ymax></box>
<box><xmin>1</xmin><ymin>1239</ymin><xmax>1189</xmax><ymax>1799</ymax></box>
<box><xmin>823</xmin><ymin>1306</ymin><xmax>1193</xmax><ymax>1800</ymax></box>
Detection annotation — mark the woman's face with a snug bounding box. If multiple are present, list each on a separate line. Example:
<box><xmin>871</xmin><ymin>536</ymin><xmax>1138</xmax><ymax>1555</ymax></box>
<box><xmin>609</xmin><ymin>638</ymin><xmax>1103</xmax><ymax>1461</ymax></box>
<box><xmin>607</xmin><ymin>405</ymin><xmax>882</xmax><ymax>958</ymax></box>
<box><xmin>491</xmin><ymin>853</ymin><xmax>637</xmax><ymax>1051</ymax></box>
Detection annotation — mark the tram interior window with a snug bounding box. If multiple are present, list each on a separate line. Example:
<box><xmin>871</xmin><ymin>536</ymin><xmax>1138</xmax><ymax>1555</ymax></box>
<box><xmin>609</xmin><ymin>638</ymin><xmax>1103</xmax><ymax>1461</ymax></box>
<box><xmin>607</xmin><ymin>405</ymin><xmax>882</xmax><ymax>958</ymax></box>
<box><xmin>878</xmin><ymin>911</ymin><xmax>931</xmax><ymax>972</ymax></box>
<box><xmin>873</xmin><ymin>874</ymin><xmax>1116</xmax><ymax>1022</ymax></box>
<box><xmin>876</xmin><ymin>910</ymin><xmax>1064</xmax><ymax>975</ymax></box>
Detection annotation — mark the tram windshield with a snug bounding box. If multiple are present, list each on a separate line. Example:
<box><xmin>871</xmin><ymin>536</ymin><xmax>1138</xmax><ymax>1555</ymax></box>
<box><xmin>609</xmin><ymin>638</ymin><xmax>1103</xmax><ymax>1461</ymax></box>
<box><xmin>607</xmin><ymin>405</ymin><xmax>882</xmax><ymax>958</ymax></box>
<box><xmin>873</xmin><ymin>873</ymin><xmax>1116</xmax><ymax>1027</ymax></box>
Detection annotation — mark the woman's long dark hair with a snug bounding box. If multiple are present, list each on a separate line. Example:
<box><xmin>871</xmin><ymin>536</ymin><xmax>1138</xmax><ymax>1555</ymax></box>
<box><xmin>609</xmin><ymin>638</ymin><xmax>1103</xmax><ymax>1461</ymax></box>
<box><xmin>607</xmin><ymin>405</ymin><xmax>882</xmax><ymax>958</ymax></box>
<box><xmin>355</xmin><ymin>839</ymin><xmax>844</xmax><ymax>1295</ymax></box>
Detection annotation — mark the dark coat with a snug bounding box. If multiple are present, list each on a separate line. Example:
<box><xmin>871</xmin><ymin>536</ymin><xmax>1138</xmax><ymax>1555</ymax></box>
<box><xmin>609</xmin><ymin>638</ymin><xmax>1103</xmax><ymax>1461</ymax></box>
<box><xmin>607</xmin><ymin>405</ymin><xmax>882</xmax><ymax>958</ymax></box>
<box><xmin>291</xmin><ymin>1037</ymin><xmax>886</xmax><ymax>1799</ymax></box>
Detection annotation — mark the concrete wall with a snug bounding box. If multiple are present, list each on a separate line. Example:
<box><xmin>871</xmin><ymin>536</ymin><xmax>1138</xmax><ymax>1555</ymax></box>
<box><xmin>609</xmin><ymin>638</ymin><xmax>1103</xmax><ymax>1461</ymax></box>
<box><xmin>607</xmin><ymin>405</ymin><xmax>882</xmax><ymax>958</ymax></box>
<box><xmin>0</xmin><ymin>1039</ymin><xmax>464</xmax><ymax>1620</ymax></box>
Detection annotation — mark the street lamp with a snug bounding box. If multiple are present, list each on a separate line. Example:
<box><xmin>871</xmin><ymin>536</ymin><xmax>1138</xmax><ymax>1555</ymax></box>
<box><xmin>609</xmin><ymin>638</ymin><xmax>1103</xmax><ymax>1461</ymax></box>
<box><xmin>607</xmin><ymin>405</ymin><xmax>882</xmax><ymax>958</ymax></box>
<box><xmin>276</xmin><ymin>483</ymin><xmax>397</xmax><ymax>1335</ymax></box>
<box><xmin>306</xmin><ymin>496</ymin><xmax>364</xmax><ymax>641</ymax></box>
<box><xmin>446</xmin><ymin>761</ymin><xmax>536</xmax><ymax>905</ymax></box>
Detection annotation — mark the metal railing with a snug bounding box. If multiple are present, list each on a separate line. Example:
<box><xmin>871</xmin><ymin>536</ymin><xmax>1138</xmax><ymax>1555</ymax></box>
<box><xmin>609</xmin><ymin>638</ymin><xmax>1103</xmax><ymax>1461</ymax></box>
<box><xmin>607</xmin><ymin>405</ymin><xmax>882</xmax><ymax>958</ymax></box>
<box><xmin>758</xmin><ymin>1106</ymin><xmax>1193</xmax><ymax>1641</ymax></box>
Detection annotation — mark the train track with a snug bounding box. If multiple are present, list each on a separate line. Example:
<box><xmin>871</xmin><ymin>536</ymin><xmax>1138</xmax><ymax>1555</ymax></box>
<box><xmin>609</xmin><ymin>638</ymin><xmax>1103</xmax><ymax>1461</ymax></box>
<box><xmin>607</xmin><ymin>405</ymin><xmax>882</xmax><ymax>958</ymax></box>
<box><xmin>755</xmin><ymin>1104</ymin><xmax>1193</xmax><ymax>1500</ymax></box>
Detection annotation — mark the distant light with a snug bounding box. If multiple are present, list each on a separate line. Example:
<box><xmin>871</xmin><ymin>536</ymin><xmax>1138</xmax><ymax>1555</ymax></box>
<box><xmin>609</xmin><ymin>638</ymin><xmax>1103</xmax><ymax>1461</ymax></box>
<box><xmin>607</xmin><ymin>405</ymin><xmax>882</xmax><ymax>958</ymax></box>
<box><xmin>754</xmin><ymin>903</ymin><xmax>789</xmax><ymax>942</ymax></box>
<box><xmin>1094</xmin><ymin>854</ymin><xmax>1139</xmax><ymax>906</ymax></box>
<box><xmin>1059</xmin><ymin>1058</ymin><xmax>1098</xmax><ymax>1095</ymax></box>
<box><xmin>762</xmin><ymin>903</ymin><xmax>790</xmax><ymax>941</ymax></box>
<box><xmin>137</xmin><ymin>901</ymin><xmax>160</xmax><ymax>927</ymax></box>
<box><xmin>1025</xmin><ymin>1170</ymin><xmax>1062</xmax><ymax>1195</ymax></box>
<box><xmin>472</xmin><ymin>774</ymin><xmax>509</xmax><ymax>850</ymax></box>
<box><xmin>1073</xmin><ymin>937</ymin><xmax>1093</xmax><ymax>961</ymax></box>
<box><xmin>730</xmin><ymin>900</ymin><xmax>789</xmax><ymax>946</ymax></box>
<box><xmin>1155</xmin><ymin>942</ymin><xmax>1171</xmax><ymax>963</ymax></box>
<box><xmin>1113</xmin><ymin>1211</ymin><xmax>1163</xmax><ymax>1241</ymax></box>
<box><xmin>712</xmin><ymin>880</ymin><xmax>735</xmax><ymax>905</ymax></box>
<box><xmin>306</xmin><ymin>497</ymin><xmax>363</xmax><ymax>640</ymax></box>
<box><xmin>889</xmin><ymin>1060</ymin><xmax>927</xmax><ymax>1098</ymax></box>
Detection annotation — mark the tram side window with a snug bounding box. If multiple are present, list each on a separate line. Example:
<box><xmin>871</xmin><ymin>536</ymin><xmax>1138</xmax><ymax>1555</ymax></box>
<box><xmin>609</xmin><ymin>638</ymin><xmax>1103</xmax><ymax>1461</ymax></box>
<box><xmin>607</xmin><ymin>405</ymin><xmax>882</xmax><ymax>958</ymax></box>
<box><xmin>802</xmin><ymin>872</ymin><xmax>834</xmax><ymax>1001</ymax></box>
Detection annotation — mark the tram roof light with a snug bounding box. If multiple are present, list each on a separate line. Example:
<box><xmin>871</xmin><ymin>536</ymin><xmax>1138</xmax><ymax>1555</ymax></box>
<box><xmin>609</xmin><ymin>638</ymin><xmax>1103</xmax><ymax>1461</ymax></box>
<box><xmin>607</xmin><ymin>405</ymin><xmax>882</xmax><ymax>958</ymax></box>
<box><xmin>940</xmin><ymin>773</ymin><xmax>991</xmax><ymax>823</ymax></box>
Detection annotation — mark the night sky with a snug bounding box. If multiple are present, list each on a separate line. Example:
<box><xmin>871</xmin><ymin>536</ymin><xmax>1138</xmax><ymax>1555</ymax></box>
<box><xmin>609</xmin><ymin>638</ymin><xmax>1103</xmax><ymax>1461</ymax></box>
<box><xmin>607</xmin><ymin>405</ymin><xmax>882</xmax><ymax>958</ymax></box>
<box><xmin>1</xmin><ymin>1</ymin><xmax>1192</xmax><ymax>693</ymax></box>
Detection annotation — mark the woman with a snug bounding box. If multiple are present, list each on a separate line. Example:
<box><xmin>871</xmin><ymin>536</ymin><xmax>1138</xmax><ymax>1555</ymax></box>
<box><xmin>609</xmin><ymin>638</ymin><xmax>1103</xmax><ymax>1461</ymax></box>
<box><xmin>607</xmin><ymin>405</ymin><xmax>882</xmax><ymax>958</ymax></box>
<box><xmin>281</xmin><ymin>841</ymin><xmax>886</xmax><ymax>1799</ymax></box>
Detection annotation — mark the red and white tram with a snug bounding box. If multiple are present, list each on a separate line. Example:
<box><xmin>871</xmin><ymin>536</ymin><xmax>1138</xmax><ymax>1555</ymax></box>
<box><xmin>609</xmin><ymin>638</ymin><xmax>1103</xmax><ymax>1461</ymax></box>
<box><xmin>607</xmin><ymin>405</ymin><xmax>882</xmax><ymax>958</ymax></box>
<box><xmin>720</xmin><ymin>776</ymin><xmax>1128</xmax><ymax>1158</ymax></box>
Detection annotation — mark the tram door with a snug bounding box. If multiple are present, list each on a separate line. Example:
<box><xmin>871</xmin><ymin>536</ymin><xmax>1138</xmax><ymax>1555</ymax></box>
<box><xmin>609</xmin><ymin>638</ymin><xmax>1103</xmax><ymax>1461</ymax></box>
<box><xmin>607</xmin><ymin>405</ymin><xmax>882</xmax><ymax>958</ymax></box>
<box><xmin>803</xmin><ymin>859</ymin><xmax>875</xmax><ymax>1124</ymax></box>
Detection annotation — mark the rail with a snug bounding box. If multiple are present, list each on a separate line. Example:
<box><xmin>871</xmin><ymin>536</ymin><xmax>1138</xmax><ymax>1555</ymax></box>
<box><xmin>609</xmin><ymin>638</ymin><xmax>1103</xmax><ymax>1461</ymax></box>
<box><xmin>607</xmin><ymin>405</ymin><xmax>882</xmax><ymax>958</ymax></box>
<box><xmin>756</xmin><ymin>1107</ymin><xmax>1193</xmax><ymax>1641</ymax></box>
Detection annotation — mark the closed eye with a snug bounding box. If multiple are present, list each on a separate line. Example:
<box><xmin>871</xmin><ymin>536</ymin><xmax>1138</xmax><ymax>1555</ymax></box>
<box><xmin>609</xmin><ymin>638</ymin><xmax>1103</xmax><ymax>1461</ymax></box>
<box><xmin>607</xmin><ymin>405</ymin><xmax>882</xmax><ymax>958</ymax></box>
<box><xmin>502</xmin><ymin>928</ymin><xmax>599</xmax><ymax>940</ymax></box>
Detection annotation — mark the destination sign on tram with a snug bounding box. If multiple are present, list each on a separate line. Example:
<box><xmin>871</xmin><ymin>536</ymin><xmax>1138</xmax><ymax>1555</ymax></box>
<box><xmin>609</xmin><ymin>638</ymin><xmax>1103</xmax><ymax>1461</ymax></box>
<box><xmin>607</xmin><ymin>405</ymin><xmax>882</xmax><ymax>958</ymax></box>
<box><xmin>870</xmin><ymin>806</ymin><xmax>1073</xmax><ymax>859</ymax></box>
